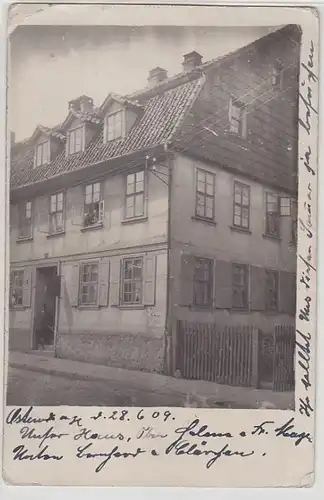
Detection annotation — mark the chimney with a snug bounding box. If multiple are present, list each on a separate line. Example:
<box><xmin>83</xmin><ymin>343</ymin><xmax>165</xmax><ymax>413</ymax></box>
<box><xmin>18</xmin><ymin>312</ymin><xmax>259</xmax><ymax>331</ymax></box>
<box><xmin>147</xmin><ymin>67</ymin><xmax>168</xmax><ymax>87</ymax></box>
<box><xmin>68</xmin><ymin>95</ymin><xmax>94</xmax><ymax>113</ymax></box>
<box><xmin>182</xmin><ymin>51</ymin><xmax>203</xmax><ymax>72</ymax></box>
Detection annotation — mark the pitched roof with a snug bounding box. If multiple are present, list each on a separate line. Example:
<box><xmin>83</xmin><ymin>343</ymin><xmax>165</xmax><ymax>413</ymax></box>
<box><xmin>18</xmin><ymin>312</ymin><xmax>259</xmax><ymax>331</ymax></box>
<box><xmin>11</xmin><ymin>78</ymin><xmax>203</xmax><ymax>190</ymax></box>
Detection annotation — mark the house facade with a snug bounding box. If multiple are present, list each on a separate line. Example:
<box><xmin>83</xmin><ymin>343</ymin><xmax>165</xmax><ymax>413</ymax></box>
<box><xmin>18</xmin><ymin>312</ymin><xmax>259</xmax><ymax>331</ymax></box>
<box><xmin>9</xmin><ymin>25</ymin><xmax>300</xmax><ymax>379</ymax></box>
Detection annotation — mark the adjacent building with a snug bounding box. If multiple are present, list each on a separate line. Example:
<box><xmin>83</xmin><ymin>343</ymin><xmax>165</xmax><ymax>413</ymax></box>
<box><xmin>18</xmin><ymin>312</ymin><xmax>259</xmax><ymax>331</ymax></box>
<box><xmin>9</xmin><ymin>25</ymin><xmax>300</xmax><ymax>386</ymax></box>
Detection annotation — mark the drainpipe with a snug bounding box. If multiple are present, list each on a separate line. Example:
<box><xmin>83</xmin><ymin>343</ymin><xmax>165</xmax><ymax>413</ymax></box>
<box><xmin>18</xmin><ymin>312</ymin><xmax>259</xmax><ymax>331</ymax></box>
<box><xmin>163</xmin><ymin>141</ymin><xmax>173</xmax><ymax>376</ymax></box>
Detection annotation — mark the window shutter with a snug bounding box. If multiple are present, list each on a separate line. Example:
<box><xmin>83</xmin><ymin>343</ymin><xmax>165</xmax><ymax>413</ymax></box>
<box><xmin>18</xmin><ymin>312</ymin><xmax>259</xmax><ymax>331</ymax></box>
<box><xmin>22</xmin><ymin>268</ymin><xmax>32</xmax><ymax>307</ymax></box>
<box><xmin>250</xmin><ymin>265</ymin><xmax>266</xmax><ymax>311</ymax></box>
<box><xmin>214</xmin><ymin>260</ymin><xmax>232</xmax><ymax>309</ymax></box>
<box><xmin>279</xmin><ymin>271</ymin><xmax>295</xmax><ymax>315</ymax></box>
<box><xmin>64</xmin><ymin>263</ymin><xmax>79</xmax><ymax>307</ymax></box>
<box><xmin>143</xmin><ymin>255</ymin><xmax>157</xmax><ymax>306</ymax></box>
<box><xmin>98</xmin><ymin>260</ymin><xmax>110</xmax><ymax>307</ymax></box>
<box><xmin>179</xmin><ymin>253</ymin><xmax>195</xmax><ymax>306</ymax></box>
<box><xmin>110</xmin><ymin>259</ymin><xmax>121</xmax><ymax>306</ymax></box>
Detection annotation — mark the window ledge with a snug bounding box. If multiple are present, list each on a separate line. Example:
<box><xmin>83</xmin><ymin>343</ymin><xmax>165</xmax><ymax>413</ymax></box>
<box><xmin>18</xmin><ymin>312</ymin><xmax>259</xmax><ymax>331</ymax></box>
<box><xmin>16</xmin><ymin>237</ymin><xmax>33</xmax><ymax>243</ymax></box>
<box><xmin>80</xmin><ymin>222</ymin><xmax>103</xmax><ymax>233</ymax></box>
<box><xmin>230</xmin><ymin>225</ymin><xmax>252</xmax><ymax>234</ymax></box>
<box><xmin>262</xmin><ymin>233</ymin><xmax>281</xmax><ymax>242</ymax></box>
<box><xmin>121</xmin><ymin>216</ymin><xmax>148</xmax><ymax>225</ymax></box>
<box><xmin>47</xmin><ymin>231</ymin><xmax>65</xmax><ymax>239</ymax></box>
<box><xmin>189</xmin><ymin>304</ymin><xmax>213</xmax><ymax>311</ymax></box>
<box><xmin>191</xmin><ymin>215</ymin><xmax>217</xmax><ymax>226</ymax></box>
<box><xmin>118</xmin><ymin>304</ymin><xmax>145</xmax><ymax>310</ymax></box>
<box><xmin>9</xmin><ymin>305</ymin><xmax>26</xmax><ymax>311</ymax></box>
<box><xmin>77</xmin><ymin>305</ymin><xmax>100</xmax><ymax>310</ymax></box>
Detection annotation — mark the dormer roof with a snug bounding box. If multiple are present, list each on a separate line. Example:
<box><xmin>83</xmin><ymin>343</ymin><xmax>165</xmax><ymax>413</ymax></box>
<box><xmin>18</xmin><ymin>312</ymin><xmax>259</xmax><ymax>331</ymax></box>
<box><xmin>30</xmin><ymin>124</ymin><xmax>66</xmax><ymax>142</ymax></box>
<box><xmin>99</xmin><ymin>93</ymin><xmax>144</xmax><ymax>117</ymax></box>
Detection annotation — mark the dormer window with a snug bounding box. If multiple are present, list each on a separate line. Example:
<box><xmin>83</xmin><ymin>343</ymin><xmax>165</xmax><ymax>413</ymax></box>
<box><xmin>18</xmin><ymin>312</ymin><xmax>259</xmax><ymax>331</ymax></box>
<box><xmin>229</xmin><ymin>99</ymin><xmax>246</xmax><ymax>137</ymax></box>
<box><xmin>67</xmin><ymin>125</ymin><xmax>84</xmax><ymax>155</ymax></box>
<box><xmin>105</xmin><ymin>111</ymin><xmax>123</xmax><ymax>142</ymax></box>
<box><xmin>272</xmin><ymin>62</ymin><xmax>283</xmax><ymax>88</ymax></box>
<box><xmin>35</xmin><ymin>141</ymin><xmax>50</xmax><ymax>167</ymax></box>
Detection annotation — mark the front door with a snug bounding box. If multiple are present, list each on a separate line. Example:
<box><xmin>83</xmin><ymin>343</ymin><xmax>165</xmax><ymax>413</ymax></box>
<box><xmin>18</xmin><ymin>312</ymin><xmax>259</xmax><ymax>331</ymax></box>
<box><xmin>34</xmin><ymin>266</ymin><xmax>58</xmax><ymax>350</ymax></box>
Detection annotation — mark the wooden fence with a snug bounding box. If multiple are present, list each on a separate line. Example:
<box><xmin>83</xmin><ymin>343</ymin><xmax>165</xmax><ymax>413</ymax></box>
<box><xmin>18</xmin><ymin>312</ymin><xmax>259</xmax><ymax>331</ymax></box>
<box><xmin>175</xmin><ymin>320</ymin><xmax>295</xmax><ymax>392</ymax></box>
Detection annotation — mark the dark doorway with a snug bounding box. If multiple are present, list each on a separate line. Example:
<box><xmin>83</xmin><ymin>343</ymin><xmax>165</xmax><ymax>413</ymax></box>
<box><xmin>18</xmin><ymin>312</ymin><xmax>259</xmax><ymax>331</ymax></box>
<box><xmin>34</xmin><ymin>266</ymin><xmax>58</xmax><ymax>350</ymax></box>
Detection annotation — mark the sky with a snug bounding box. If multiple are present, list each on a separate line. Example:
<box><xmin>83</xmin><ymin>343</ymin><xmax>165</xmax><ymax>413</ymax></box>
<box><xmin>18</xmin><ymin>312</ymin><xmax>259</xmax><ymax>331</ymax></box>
<box><xmin>9</xmin><ymin>24</ymin><xmax>274</xmax><ymax>142</ymax></box>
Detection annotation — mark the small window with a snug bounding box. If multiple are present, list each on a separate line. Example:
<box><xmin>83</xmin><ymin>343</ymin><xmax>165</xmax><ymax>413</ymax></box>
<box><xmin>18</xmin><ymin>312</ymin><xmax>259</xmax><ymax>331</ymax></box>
<box><xmin>193</xmin><ymin>257</ymin><xmax>213</xmax><ymax>307</ymax></box>
<box><xmin>272</xmin><ymin>62</ymin><xmax>283</xmax><ymax>88</ymax></box>
<box><xmin>232</xmin><ymin>263</ymin><xmax>249</xmax><ymax>309</ymax></box>
<box><xmin>122</xmin><ymin>257</ymin><xmax>143</xmax><ymax>305</ymax></box>
<box><xmin>233</xmin><ymin>182</ymin><xmax>250</xmax><ymax>229</ymax></box>
<box><xmin>125</xmin><ymin>171</ymin><xmax>145</xmax><ymax>219</ymax></box>
<box><xmin>265</xmin><ymin>192</ymin><xmax>280</xmax><ymax>237</ymax></box>
<box><xmin>229</xmin><ymin>99</ymin><xmax>246</xmax><ymax>137</ymax></box>
<box><xmin>195</xmin><ymin>169</ymin><xmax>215</xmax><ymax>220</ymax></box>
<box><xmin>291</xmin><ymin>198</ymin><xmax>297</xmax><ymax>245</ymax></box>
<box><xmin>50</xmin><ymin>192</ymin><xmax>65</xmax><ymax>234</ymax></box>
<box><xmin>10</xmin><ymin>270</ymin><xmax>24</xmax><ymax>307</ymax></box>
<box><xmin>68</xmin><ymin>126</ymin><xmax>84</xmax><ymax>155</ymax></box>
<box><xmin>105</xmin><ymin>111</ymin><xmax>123</xmax><ymax>142</ymax></box>
<box><xmin>80</xmin><ymin>262</ymin><xmax>99</xmax><ymax>305</ymax></box>
<box><xmin>265</xmin><ymin>269</ymin><xmax>279</xmax><ymax>311</ymax></box>
<box><xmin>35</xmin><ymin>141</ymin><xmax>50</xmax><ymax>167</ymax></box>
<box><xmin>280</xmin><ymin>196</ymin><xmax>291</xmax><ymax>216</ymax></box>
<box><xmin>84</xmin><ymin>182</ymin><xmax>103</xmax><ymax>226</ymax></box>
<box><xmin>18</xmin><ymin>201</ymin><xmax>32</xmax><ymax>239</ymax></box>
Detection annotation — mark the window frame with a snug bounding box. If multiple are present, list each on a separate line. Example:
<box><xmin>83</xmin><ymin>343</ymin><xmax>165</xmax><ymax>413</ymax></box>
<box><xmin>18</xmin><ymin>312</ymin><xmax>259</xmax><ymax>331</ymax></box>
<box><xmin>229</xmin><ymin>98</ymin><xmax>247</xmax><ymax>138</ymax></box>
<box><xmin>17</xmin><ymin>200</ymin><xmax>33</xmax><ymax>240</ymax></box>
<box><xmin>280</xmin><ymin>196</ymin><xmax>291</xmax><ymax>217</ymax></box>
<box><xmin>193</xmin><ymin>256</ymin><xmax>213</xmax><ymax>308</ymax></box>
<box><xmin>272</xmin><ymin>62</ymin><xmax>284</xmax><ymax>88</ymax></box>
<box><xmin>195</xmin><ymin>168</ymin><xmax>216</xmax><ymax>221</ymax></box>
<box><xmin>49</xmin><ymin>191</ymin><xmax>65</xmax><ymax>235</ymax></box>
<box><xmin>233</xmin><ymin>181</ymin><xmax>251</xmax><ymax>230</ymax></box>
<box><xmin>121</xmin><ymin>256</ymin><xmax>144</xmax><ymax>305</ymax></box>
<box><xmin>232</xmin><ymin>263</ymin><xmax>249</xmax><ymax>310</ymax></box>
<box><xmin>124</xmin><ymin>170</ymin><xmax>146</xmax><ymax>221</ymax></box>
<box><xmin>67</xmin><ymin>125</ymin><xmax>85</xmax><ymax>155</ymax></box>
<box><xmin>104</xmin><ymin>110</ymin><xmax>124</xmax><ymax>143</ymax></box>
<box><xmin>83</xmin><ymin>182</ymin><xmax>104</xmax><ymax>227</ymax></box>
<box><xmin>265</xmin><ymin>269</ymin><xmax>279</xmax><ymax>312</ymax></box>
<box><xmin>35</xmin><ymin>140</ymin><xmax>50</xmax><ymax>167</ymax></box>
<box><xmin>79</xmin><ymin>261</ymin><xmax>99</xmax><ymax>306</ymax></box>
<box><xmin>291</xmin><ymin>197</ymin><xmax>298</xmax><ymax>245</ymax></box>
<box><xmin>9</xmin><ymin>269</ymin><xmax>24</xmax><ymax>308</ymax></box>
<box><xmin>265</xmin><ymin>191</ymin><xmax>280</xmax><ymax>238</ymax></box>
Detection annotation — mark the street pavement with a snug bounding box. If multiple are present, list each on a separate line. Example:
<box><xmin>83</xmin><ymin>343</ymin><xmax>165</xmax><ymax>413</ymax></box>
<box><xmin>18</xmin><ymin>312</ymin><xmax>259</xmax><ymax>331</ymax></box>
<box><xmin>6</xmin><ymin>367</ymin><xmax>250</xmax><ymax>408</ymax></box>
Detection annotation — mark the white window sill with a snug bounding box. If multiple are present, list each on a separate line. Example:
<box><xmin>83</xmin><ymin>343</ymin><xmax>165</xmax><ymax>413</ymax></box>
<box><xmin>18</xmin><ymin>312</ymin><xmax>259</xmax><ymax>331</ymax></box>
<box><xmin>192</xmin><ymin>215</ymin><xmax>216</xmax><ymax>226</ymax></box>
<box><xmin>118</xmin><ymin>304</ymin><xmax>145</xmax><ymax>310</ymax></box>
<box><xmin>16</xmin><ymin>236</ymin><xmax>33</xmax><ymax>243</ymax></box>
<box><xmin>230</xmin><ymin>225</ymin><xmax>252</xmax><ymax>234</ymax></box>
<box><xmin>80</xmin><ymin>222</ymin><xmax>103</xmax><ymax>232</ymax></box>
<box><xmin>47</xmin><ymin>231</ymin><xmax>65</xmax><ymax>239</ymax></box>
<box><xmin>121</xmin><ymin>216</ymin><xmax>147</xmax><ymax>225</ymax></box>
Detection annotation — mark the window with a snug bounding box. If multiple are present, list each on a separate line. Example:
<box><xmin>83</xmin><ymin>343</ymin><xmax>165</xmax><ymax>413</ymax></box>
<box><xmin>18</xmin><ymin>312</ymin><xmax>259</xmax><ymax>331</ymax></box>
<box><xmin>265</xmin><ymin>269</ymin><xmax>279</xmax><ymax>311</ymax></box>
<box><xmin>193</xmin><ymin>257</ymin><xmax>213</xmax><ymax>307</ymax></box>
<box><xmin>35</xmin><ymin>141</ymin><xmax>50</xmax><ymax>167</ymax></box>
<box><xmin>272</xmin><ymin>62</ymin><xmax>283</xmax><ymax>87</ymax></box>
<box><xmin>291</xmin><ymin>198</ymin><xmax>297</xmax><ymax>245</ymax></box>
<box><xmin>18</xmin><ymin>201</ymin><xmax>32</xmax><ymax>239</ymax></box>
<box><xmin>67</xmin><ymin>126</ymin><xmax>84</xmax><ymax>155</ymax></box>
<box><xmin>232</xmin><ymin>263</ymin><xmax>249</xmax><ymax>309</ymax></box>
<box><xmin>80</xmin><ymin>262</ymin><xmax>99</xmax><ymax>305</ymax></box>
<box><xmin>265</xmin><ymin>192</ymin><xmax>280</xmax><ymax>237</ymax></box>
<box><xmin>84</xmin><ymin>182</ymin><xmax>104</xmax><ymax>227</ymax></box>
<box><xmin>10</xmin><ymin>270</ymin><xmax>24</xmax><ymax>307</ymax></box>
<box><xmin>105</xmin><ymin>111</ymin><xmax>123</xmax><ymax>142</ymax></box>
<box><xmin>122</xmin><ymin>257</ymin><xmax>143</xmax><ymax>304</ymax></box>
<box><xmin>125</xmin><ymin>171</ymin><xmax>145</xmax><ymax>219</ymax></box>
<box><xmin>233</xmin><ymin>182</ymin><xmax>250</xmax><ymax>229</ymax></box>
<box><xmin>280</xmin><ymin>196</ymin><xmax>291</xmax><ymax>216</ymax></box>
<box><xmin>49</xmin><ymin>192</ymin><xmax>64</xmax><ymax>234</ymax></box>
<box><xmin>195</xmin><ymin>169</ymin><xmax>215</xmax><ymax>220</ymax></box>
<box><xmin>229</xmin><ymin>99</ymin><xmax>246</xmax><ymax>136</ymax></box>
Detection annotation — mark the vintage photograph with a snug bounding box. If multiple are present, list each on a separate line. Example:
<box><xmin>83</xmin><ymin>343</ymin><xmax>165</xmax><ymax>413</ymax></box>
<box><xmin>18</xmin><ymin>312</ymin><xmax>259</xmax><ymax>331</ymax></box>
<box><xmin>7</xmin><ymin>18</ymin><xmax>300</xmax><ymax>410</ymax></box>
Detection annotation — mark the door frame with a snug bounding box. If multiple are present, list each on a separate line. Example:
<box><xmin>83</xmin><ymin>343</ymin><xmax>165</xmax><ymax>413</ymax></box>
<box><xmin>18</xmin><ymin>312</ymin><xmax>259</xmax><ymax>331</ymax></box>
<box><xmin>30</xmin><ymin>261</ymin><xmax>60</xmax><ymax>350</ymax></box>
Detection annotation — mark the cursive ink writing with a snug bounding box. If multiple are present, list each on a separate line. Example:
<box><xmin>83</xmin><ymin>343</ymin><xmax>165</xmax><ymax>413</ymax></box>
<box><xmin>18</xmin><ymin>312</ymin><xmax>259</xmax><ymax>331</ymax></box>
<box><xmin>296</xmin><ymin>329</ymin><xmax>311</xmax><ymax>391</ymax></box>
<box><xmin>20</xmin><ymin>425</ymin><xmax>68</xmax><ymax>449</ymax></box>
<box><xmin>6</xmin><ymin>407</ymin><xmax>55</xmax><ymax>425</ymax></box>
<box><xmin>12</xmin><ymin>444</ymin><xmax>63</xmax><ymax>461</ymax></box>
<box><xmin>274</xmin><ymin>418</ymin><xmax>312</xmax><ymax>446</ymax></box>
<box><xmin>74</xmin><ymin>427</ymin><xmax>125</xmax><ymax>441</ymax></box>
<box><xmin>299</xmin><ymin>396</ymin><xmax>314</xmax><ymax>417</ymax></box>
<box><xmin>299</xmin><ymin>296</ymin><xmax>311</xmax><ymax>322</ymax></box>
<box><xmin>137</xmin><ymin>426</ymin><xmax>168</xmax><ymax>439</ymax></box>
<box><xmin>301</xmin><ymin>145</ymin><xmax>315</xmax><ymax>175</ymax></box>
<box><xmin>298</xmin><ymin>40</ymin><xmax>318</xmax><ymax>135</ymax></box>
<box><xmin>76</xmin><ymin>442</ymin><xmax>146</xmax><ymax>473</ymax></box>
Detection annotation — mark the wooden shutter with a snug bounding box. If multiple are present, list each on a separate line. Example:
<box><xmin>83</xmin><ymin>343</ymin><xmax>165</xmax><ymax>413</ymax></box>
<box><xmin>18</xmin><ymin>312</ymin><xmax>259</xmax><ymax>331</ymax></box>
<box><xmin>179</xmin><ymin>253</ymin><xmax>194</xmax><ymax>306</ymax></box>
<box><xmin>64</xmin><ymin>263</ymin><xmax>79</xmax><ymax>307</ymax></box>
<box><xmin>214</xmin><ymin>260</ymin><xmax>232</xmax><ymax>309</ymax></box>
<box><xmin>22</xmin><ymin>268</ymin><xmax>32</xmax><ymax>307</ymax></box>
<box><xmin>143</xmin><ymin>255</ymin><xmax>157</xmax><ymax>306</ymax></box>
<box><xmin>250</xmin><ymin>265</ymin><xmax>266</xmax><ymax>311</ymax></box>
<box><xmin>99</xmin><ymin>260</ymin><xmax>110</xmax><ymax>307</ymax></box>
<box><xmin>279</xmin><ymin>271</ymin><xmax>295</xmax><ymax>315</ymax></box>
<box><xmin>110</xmin><ymin>259</ymin><xmax>121</xmax><ymax>306</ymax></box>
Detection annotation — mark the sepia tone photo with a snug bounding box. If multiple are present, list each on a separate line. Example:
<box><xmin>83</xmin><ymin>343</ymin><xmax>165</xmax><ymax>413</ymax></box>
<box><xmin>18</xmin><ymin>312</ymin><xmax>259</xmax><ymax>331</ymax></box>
<box><xmin>7</xmin><ymin>19</ymin><xmax>300</xmax><ymax>410</ymax></box>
